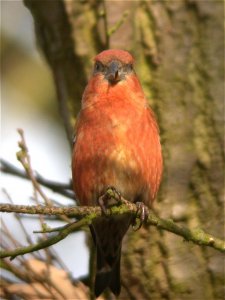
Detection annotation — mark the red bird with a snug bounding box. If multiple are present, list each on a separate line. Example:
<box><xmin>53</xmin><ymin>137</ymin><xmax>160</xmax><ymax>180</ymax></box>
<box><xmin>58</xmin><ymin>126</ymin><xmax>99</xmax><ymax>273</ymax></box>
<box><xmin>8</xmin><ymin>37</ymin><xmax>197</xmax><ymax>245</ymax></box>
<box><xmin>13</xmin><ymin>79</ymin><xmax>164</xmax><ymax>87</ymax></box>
<box><xmin>72</xmin><ymin>49</ymin><xmax>163</xmax><ymax>297</ymax></box>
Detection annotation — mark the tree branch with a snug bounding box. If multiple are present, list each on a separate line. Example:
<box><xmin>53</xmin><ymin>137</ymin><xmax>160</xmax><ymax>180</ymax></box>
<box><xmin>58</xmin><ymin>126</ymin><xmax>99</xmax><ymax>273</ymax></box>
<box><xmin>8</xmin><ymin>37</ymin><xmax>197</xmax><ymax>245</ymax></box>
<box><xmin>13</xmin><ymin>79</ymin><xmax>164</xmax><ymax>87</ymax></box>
<box><xmin>1</xmin><ymin>199</ymin><xmax>224</xmax><ymax>256</ymax></box>
<box><xmin>0</xmin><ymin>218</ymin><xmax>88</xmax><ymax>261</ymax></box>
<box><xmin>23</xmin><ymin>0</ymin><xmax>88</xmax><ymax>147</ymax></box>
<box><xmin>0</xmin><ymin>159</ymin><xmax>74</xmax><ymax>200</ymax></box>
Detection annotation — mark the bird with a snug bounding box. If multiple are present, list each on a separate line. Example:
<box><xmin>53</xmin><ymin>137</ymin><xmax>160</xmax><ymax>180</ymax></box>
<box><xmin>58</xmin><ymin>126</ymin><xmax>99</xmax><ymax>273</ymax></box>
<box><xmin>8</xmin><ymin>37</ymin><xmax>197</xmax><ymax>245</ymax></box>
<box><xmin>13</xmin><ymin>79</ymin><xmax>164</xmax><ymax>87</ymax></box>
<box><xmin>72</xmin><ymin>49</ymin><xmax>163</xmax><ymax>297</ymax></box>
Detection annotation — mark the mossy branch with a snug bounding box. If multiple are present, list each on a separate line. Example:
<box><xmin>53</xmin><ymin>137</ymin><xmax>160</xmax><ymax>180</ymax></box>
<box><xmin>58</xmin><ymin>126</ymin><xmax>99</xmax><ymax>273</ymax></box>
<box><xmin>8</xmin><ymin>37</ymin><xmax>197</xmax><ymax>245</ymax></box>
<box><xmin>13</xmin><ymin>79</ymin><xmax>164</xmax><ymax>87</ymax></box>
<box><xmin>1</xmin><ymin>198</ymin><xmax>224</xmax><ymax>259</ymax></box>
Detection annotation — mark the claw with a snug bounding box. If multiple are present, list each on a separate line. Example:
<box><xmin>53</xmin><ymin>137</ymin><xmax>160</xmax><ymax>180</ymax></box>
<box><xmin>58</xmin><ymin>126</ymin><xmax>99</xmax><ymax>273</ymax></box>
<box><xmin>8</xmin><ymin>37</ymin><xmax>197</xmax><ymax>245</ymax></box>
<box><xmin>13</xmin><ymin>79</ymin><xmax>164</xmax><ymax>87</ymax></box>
<box><xmin>97</xmin><ymin>186</ymin><xmax>122</xmax><ymax>215</ymax></box>
<box><xmin>132</xmin><ymin>202</ymin><xmax>149</xmax><ymax>231</ymax></box>
<box><xmin>97</xmin><ymin>194</ymin><xmax>108</xmax><ymax>215</ymax></box>
<box><xmin>105</xmin><ymin>186</ymin><xmax>121</xmax><ymax>203</ymax></box>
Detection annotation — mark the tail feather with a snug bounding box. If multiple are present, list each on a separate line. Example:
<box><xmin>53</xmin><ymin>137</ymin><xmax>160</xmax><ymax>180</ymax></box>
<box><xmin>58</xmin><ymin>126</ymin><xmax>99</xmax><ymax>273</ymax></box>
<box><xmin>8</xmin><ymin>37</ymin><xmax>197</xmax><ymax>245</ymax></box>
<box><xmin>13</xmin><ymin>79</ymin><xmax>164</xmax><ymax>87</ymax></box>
<box><xmin>94</xmin><ymin>267</ymin><xmax>112</xmax><ymax>297</ymax></box>
<box><xmin>108</xmin><ymin>252</ymin><xmax>121</xmax><ymax>296</ymax></box>
<box><xmin>90</xmin><ymin>215</ymin><xmax>131</xmax><ymax>297</ymax></box>
<box><xmin>95</xmin><ymin>246</ymin><xmax>121</xmax><ymax>297</ymax></box>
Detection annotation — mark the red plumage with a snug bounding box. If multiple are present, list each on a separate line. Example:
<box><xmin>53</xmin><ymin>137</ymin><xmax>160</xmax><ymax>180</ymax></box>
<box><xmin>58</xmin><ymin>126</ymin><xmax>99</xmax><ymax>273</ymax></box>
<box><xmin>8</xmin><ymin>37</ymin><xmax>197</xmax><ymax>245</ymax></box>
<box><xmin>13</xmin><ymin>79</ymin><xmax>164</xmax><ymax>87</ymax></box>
<box><xmin>72</xmin><ymin>49</ymin><xmax>163</xmax><ymax>297</ymax></box>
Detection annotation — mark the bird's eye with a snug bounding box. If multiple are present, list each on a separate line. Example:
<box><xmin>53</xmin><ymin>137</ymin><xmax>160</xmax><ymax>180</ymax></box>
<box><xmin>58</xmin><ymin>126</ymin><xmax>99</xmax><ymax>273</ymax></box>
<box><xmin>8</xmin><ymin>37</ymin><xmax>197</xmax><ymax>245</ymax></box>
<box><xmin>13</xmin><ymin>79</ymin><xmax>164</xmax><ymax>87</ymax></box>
<box><xmin>128</xmin><ymin>64</ymin><xmax>133</xmax><ymax>71</ymax></box>
<box><xmin>124</xmin><ymin>64</ymin><xmax>133</xmax><ymax>72</ymax></box>
<box><xmin>94</xmin><ymin>62</ymin><xmax>104</xmax><ymax>73</ymax></box>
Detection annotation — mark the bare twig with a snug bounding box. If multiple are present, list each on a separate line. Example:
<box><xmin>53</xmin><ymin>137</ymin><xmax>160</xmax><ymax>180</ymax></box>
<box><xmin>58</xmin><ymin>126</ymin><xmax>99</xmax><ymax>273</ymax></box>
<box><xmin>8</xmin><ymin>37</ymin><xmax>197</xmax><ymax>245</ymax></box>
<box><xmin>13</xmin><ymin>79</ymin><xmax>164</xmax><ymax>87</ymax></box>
<box><xmin>33</xmin><ymin>222</ymin><xmax>72</xmax><ymax>234</ymax></box>
<box><xmin>46</xmin><ymin>246</ymin><xmax>70</xmax><ymax>273</ymax></box>
<box><xmin>1</xmin><ymin>159</ymin><xmax>74</xmax><ymax>199</ymax></box>
<box><xmin>15</xmin><ymin>130</ymin><xmax>72</xmax><ymax>229</ymax></box>
<box><xmin>1</xmin><ymin>219</ymin><xmax>21</xmax><ymax>249</ymax></box>
<box><xmin>16</xmin><ymin>129</ymin><xmax>56</xmax><ymax>269</ymax></box>
<box><xmin>1</xmin><ymin>196</ymin><xmax>70</xmax><ymax>298</ymax></box>
<box><xmin>0</xmin><ymin>218</ymin><xmax>88</xmax><ymax>260</ymax></box>
<box><xmin>0</xmin><ymin>203</ymin><xmax>97</xmax><ymax>217</ymax></box>
<box><xmin>2</xmin><ymin>189</ymin><xmax>35</xmax><ymax>247</ymax></box>
<box><xmin>17</xmin><ymin>129</ymin><xmax>51</xmax><ymax>206</ymax></box>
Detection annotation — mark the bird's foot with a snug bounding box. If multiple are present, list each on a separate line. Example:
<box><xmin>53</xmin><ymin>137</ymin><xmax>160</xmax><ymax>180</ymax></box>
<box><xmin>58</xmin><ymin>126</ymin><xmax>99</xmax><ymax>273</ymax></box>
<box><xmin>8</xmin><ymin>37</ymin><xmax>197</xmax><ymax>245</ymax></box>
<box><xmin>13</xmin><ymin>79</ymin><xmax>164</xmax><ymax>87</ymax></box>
<box><xmin>98</xmin><ymin>186</ymin><xmax>122</xmax><ymax>215</ymax></box>
<box><xmin>132</xmin><ymin>202</ymin><xmax>149</xmax><ymax>231</ymax></box>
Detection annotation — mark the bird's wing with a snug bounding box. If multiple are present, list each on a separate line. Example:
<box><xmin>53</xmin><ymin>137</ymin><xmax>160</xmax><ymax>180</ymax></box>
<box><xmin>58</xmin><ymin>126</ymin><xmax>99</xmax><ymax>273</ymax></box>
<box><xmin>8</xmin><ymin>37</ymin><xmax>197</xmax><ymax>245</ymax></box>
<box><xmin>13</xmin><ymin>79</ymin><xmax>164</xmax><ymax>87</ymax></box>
<box><xmin>72</xmin><ymin>112</ymin><xmax>81</xmax><ymax>147</ymax></box>
<box><xmin>146</xmin><ymin>105</ymin><xmax>160</xmax><ymax>132</ymax></box>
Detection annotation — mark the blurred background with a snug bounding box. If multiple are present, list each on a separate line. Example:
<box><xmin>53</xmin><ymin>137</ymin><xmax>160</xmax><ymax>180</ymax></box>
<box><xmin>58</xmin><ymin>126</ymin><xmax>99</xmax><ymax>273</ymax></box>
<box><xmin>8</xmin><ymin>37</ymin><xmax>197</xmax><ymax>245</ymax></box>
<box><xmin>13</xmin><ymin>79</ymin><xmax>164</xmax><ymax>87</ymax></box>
<box><xmin>1</xmin><ymin>1</ymin><xmax>224</xmax><ymax>299</ymax></box>
<box><xmin>1</xmin><ymin>0</ymin><xmax>89</xmax><ymax>279</ymax></box>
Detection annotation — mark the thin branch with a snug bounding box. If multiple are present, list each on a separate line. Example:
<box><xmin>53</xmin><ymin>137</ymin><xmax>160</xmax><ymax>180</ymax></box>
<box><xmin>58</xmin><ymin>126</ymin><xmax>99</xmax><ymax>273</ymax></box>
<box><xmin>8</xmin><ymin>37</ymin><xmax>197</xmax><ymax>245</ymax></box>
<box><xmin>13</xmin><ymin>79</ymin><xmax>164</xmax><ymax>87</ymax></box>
<box><xmin>0</xmin><ymin>199</ymin><xmax>225</xmax><ymax>254</ymax></box>
<box><xmin>0</xmin><ymin>159</ymin><xmax>74</xmax><ymax>200</ymax></box>
<box><xmin>17</xmin><ymin>129</ymin><xmax>52</xmax><ymax>206</ymax></box>
<box><xmin>17</xmin><ymin>129</ymin><xmax>57</xmax><ymax>268</ymax></box>
<box><xmin>23</xmin><ymin>0</ymin><xmax>87</xmax><ymax>148</ymax></box>
<box><xmin>2</xmin><ymin>189</ymin><xmax>36</xmax><ymax>248</ymax></box>
<box><xmin>0</xmin><ymin>218</ymin><xmax>88</xmax><ymax>260</ymax></box>
<box><xmin>0</xmin><ymin>203</ymin><xmax>98</xmax><ymax>217</ymax></box>
<box><xmin>33</xmin><ymin>223</ymin><xmax>72</xmax><ymax>234</ymax></box>
<box><xmin>53</xmin><ymin>66</ymin><xmax>74</xmax><ymax>147</ymax></box>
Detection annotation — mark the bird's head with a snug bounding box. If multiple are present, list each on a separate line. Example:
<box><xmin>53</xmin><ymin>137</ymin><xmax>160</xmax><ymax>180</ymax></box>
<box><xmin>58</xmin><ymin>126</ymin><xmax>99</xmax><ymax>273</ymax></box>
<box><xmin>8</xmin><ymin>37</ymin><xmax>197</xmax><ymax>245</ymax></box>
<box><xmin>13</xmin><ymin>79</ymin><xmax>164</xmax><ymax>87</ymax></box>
<box><xmin>93</xmin><ymin>49</ymin><xmax>135</xmax><ymax>85</ymax></box>
<box><xmin>82</xmin><ymin>49</ymin><xmax>145</xmax><ymax>108</ymax></box>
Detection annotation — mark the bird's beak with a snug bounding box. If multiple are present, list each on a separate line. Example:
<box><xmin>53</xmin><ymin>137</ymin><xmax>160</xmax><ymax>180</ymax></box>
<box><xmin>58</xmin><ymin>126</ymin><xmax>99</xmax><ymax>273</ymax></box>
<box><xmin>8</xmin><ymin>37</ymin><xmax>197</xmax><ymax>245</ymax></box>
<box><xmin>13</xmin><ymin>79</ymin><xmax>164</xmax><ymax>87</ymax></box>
<box><xmin>105</xmin><ymin>61</ymin><xmax>121</xmax><ymax>84</ymax></box>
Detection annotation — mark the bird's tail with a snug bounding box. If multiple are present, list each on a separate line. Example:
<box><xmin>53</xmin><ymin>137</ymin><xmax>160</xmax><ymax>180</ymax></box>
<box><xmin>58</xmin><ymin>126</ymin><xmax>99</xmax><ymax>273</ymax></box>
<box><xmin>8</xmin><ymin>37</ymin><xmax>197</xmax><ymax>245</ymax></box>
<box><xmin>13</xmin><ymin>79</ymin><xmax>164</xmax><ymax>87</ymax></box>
<box><xmin>94</xmin><ymin>243</ymin><xmax>121</xmax><ymax>297</ymax></box>
<box><xmin>90</xmin><ymin>215</ymin><xmax>131</xmax><ymax>297</ymax></box>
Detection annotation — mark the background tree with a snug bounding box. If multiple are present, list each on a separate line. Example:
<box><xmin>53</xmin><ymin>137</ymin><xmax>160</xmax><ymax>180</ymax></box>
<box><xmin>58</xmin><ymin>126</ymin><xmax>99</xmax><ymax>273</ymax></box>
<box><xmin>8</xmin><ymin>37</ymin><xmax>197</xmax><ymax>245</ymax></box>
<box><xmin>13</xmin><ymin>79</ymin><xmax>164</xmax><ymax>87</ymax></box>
<box><xmin>1</xmin><ymin>1</ymin><xmax>224</xmax><ymax>299</ymax></box>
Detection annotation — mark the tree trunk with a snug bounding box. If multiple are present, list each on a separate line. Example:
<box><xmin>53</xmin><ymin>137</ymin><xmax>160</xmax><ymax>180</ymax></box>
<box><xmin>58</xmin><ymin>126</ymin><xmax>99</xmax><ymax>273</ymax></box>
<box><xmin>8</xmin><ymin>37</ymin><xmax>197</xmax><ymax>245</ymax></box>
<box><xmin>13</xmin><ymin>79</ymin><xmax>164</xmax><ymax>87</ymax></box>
<box><xmin>23</xmin><ymin>0</ymin><xmax>224</xmax><ymax>299</ymax></box>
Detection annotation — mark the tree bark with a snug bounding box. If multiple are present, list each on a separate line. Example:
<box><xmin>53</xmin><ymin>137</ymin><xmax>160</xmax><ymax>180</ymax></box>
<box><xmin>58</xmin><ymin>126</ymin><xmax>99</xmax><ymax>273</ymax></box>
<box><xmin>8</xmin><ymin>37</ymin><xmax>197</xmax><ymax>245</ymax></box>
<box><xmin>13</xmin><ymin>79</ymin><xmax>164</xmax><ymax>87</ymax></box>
<box><xmin>23</xmin><ymin>0</ymin><xmax>224</xmax><ymax>299</ymax></box>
